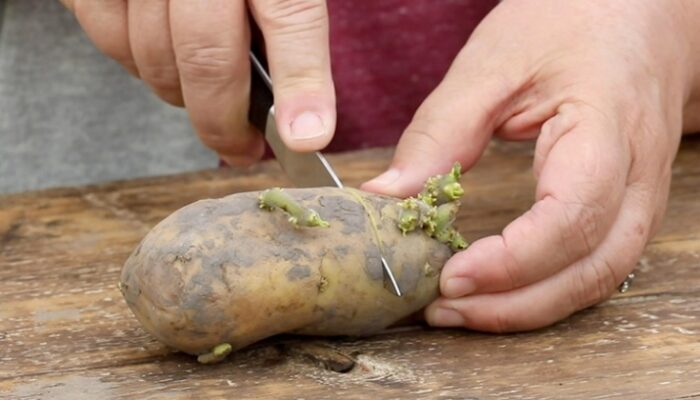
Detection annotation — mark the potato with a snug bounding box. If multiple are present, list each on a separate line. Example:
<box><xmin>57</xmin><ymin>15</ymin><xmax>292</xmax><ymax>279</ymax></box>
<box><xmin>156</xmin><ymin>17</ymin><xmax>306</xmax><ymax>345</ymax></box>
<box><xmin>120</xmin><ymin>167</ymin><xmax>466</xmax><ymax>362</ymax></box>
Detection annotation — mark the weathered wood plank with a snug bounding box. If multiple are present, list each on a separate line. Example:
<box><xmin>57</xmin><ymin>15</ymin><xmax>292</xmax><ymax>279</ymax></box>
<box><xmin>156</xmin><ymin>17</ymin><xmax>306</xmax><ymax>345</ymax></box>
<box><xmin>1</xmin><ymin>294</ymin><xmax>699</xmax><ymax>399</ymax></box>
<box><xmin>1</xmin><ymin>138</ymin><xmax>699</xmax><ymax>399</ymax></box>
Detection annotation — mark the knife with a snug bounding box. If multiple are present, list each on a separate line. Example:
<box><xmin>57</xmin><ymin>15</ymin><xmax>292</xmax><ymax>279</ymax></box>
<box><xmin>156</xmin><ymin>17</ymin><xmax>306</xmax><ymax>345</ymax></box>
<box><xmin>247</xmin><ymin>48</ymin><xmax>403</xmax><ymax>297</ymax></box>
<box><xmin>248</xmin><ymin>51</ymin><xmax>342</xmax><ymax>188</ymax></box>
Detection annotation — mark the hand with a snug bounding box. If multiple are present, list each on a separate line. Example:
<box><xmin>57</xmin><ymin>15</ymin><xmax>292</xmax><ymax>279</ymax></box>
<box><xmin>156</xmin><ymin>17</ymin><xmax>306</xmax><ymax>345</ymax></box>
<box><xmin>363</xmin><ymin>0</ymin><xmax>700</xmax><ymax>331</ymax></box>
<box><xmin>60</xmin><ymin>0</ymin><xmax>336</xmax><ymax>165</ymax></box>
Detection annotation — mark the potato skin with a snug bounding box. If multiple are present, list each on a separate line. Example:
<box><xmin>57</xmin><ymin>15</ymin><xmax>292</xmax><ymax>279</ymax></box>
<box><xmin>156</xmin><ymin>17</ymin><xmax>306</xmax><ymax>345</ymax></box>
<box><xmin>120</xmin><ymin>188</ymin><xmax>453</xmax><ymax>355</ymax></box>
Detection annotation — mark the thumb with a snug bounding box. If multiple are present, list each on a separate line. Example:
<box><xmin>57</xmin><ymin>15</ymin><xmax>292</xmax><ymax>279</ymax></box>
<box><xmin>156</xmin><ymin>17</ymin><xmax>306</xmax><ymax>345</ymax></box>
<box><xmin>361</xmin><ymin>65</ymin><xmax>517</xmax><ymax>197</ymax></box>
<box><xmin>249</xmin><ymin>0</ymin><xmax>335</xmax><ymax>153</ymax></box>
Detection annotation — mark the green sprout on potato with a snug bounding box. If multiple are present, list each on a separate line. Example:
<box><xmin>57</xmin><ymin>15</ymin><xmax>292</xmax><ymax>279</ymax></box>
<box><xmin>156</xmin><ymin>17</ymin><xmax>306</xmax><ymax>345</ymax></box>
<box><xmin>197</xmin><ymin>343</ymin><xmax>232</xmax><ymax>364</ymax></box>
<box><xmin>417</xmin><ymin>163</ymin><xmax>465</xmax><ymax>206</ymax></box>
<box><xmin>258</xmin><ymin>188</ymin><xmax>330</xmax><ymax>228</ymax></box>
<box><xmin>397</xmin><ymin>163</ymin><xmax>468</xmax><ymax>251</ymax></box>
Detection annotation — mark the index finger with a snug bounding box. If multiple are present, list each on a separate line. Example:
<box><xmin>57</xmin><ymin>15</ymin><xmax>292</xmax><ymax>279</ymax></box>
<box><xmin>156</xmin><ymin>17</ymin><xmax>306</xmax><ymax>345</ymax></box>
<box><xmin>170</xmin><ymin>0</ymin><xmax>264</xmax><ymax>165</ymax></box>
<box><xmin>442</xmin><ymin>104</ymin><xmax>630</xmax><ymax>297</ymax></box>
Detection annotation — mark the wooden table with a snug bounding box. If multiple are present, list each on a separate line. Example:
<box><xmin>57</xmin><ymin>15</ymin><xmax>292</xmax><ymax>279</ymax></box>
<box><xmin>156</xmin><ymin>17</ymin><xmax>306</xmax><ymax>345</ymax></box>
<box><xmin>1</xmin><ymin>140</ymin><xmax>699</xmax><ymax>399</ymax></box>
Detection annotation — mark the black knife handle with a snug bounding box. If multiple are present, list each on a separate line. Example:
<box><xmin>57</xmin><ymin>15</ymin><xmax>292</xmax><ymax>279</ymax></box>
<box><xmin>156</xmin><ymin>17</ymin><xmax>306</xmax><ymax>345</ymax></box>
<box><xmin>248</xmin><ymin>55</ymin><xmax>273</xmax><ymax>134</ymax></box>
<box><xmin>248</xmin><ymin>21</ymin><xmax>273</xmax><ymax>134</ymax></box>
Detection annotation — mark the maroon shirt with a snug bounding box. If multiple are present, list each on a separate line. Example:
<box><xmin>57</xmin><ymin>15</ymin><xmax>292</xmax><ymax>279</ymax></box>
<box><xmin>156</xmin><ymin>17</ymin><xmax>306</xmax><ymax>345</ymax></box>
<box><xmin>244</xmin><ymin>0</ymin><xmax>496</xmax><ymax>164</ymax></box>
<box><xmin>325</xmin><ymin>0</ymin><xmax>498</xmax><ymax>152</ymax></box>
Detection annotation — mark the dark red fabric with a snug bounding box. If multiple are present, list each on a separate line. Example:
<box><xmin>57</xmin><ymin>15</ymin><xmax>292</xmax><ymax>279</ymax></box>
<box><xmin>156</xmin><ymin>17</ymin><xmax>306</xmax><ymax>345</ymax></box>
<box><xmin>243</xmin><ymin>1</ymin><xmax>497</xmax><ymax>164</ymax></box>
<box><xmin>324</xmin><ymin>0</ymin><xmax>498</xmax><ymax>152</ymax></box>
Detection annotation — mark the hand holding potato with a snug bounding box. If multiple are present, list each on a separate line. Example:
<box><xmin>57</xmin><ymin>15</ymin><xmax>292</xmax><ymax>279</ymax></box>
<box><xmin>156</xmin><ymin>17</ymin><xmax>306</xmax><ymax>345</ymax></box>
<box><xmin>364</xmin><ymin>0</ymin><xmax>700</xmax><ymax>332</ymax></box>
<box><xmin>60</xmin><ymin>0</ymin><xmax>337</xmax><ymax>165</ymax></box>
<box><xmin>71</xmin><ymin>0</ymin><xmax>700</xmax><ymax>343</ymax></box>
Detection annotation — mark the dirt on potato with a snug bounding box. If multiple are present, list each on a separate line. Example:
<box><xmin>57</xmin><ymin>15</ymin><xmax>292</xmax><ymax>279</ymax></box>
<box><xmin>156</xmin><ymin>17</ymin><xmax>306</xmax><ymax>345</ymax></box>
<box><xmin>120</xmin><ymin>188</ymin><xmax>453</xmax><ymax>356</ymax></box>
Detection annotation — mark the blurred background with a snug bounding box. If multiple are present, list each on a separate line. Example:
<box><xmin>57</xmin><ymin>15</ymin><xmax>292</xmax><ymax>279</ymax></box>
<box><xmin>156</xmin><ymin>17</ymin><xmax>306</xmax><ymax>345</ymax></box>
<box><xmin>0</xmin><ymin>0</ymin><xmax>217</xmax><ymax>194</ymax></box>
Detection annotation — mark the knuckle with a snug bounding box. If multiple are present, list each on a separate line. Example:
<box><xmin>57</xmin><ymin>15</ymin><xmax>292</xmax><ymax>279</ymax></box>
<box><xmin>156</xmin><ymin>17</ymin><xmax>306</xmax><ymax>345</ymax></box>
<box><xmin>273</xmin><ymin>73</ymin><xmax>328</xmax><ymax>94</ymax></box>
<box><xmin>398</xmin><ymin>122</ymin><xmax>468</xmax><ymax>173</ymax></box>
<box><xmin>480</xmin><ymin>74</ymin><xmax>518</xmax><ymax>115</ymax></box>
<box><xmin>175</xmin><ymin>44</ymin><xmax>243</xmax><ymax>83</ymax></box>
<box><xmin>651</xmin><ymin>186</ymin><xmax>670</xmax><ymax>237</ymax></box>
<box><xmin>569</xmin><ymin>265</ymin><xmax>595</xmax><ymax>310</ymax></box>
<box><xmin>489</xmin><ymin>310</ymin><xmax>518</xmax><ymax>333</ymax></box>
<box><xmin>570</xmin><ymin>258</ymin><xmax>618</xmax><ymax>310</ymax></box>
<box><xmin>549</xmin><ymin>194</ymin><xmax>604</xmax><ymax>259</ymax></box>
<box><xmin>403</xmin><ymin>108</ymin><xmax>467</xmax><ymax>161</ymax></box>
<box><xmin>592</xmin><ymin>259</ymin><xmax>618</xmax><ymax>304</ymax></box>
<box><xmin>402</xmin><ymin>125</ymin><xmax>442</xmax><ymax>153</ymax></box>
<box><xmin>499</xmin><ymin>234</ymin><xmax>526</xmax><ymax>289</ymax></box>
<box><xmin>565</xmin><ymin>200</ymin><xmax>601</xmax><ymax>254</ymax></box>
<box><xmin>399</xmin><ymin>119</ymin><xmax>445</xmax><ymax>156</ymax></box>
<box><xmin>256</xmin><ymin>0</ymin><xmax>326</xmax><ymax>35</ymax></box>
<box><xmin>139</xmin><ymin>65</ymin><xmax>181</xmax><ymax>92</ymax></box>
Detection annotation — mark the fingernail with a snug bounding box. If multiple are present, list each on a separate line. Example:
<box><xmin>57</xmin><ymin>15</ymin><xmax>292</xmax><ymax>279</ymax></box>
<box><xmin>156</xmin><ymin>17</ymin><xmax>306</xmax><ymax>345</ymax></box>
<box><xmin>429</xmin><ymin>307</ymin><xmax>465</xmax><ymax>327</ymax></box>
<box><xmin>444</xmin><ymin>277</ymin><xmax>476</xmax><ymax>298</ymax></box>
<box><xmin>367</xmin><ymin>168</ymin><xmax>401</xmax><ymax>187</ymax></box>
<box><xmin>290</xmin><ymin>111</ymin><xmax>325</xmax><ymax>140</ymax></box>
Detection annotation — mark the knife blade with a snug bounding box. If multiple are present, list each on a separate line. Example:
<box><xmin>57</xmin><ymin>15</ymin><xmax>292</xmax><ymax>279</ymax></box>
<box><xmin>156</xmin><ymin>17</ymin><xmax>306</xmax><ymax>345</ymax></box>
<box><xmin>248</xmin><ymin>51</ymin><xmax>342</xmax><ymax>188</ymax></box>
<box><xmin>248</xmin><ymin>49</ymin><xmax>402</xmax><ymax>297</ymax></box>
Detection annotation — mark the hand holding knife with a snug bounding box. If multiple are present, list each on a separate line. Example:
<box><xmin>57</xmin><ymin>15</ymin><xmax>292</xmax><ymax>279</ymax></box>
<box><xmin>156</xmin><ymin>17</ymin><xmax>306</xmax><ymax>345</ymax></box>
<box><xmin>248</xmin><ymin>51</ymin><xmax>343</xmax><ymax>189</ymax></box>
<box><xmin>248</xmin><ymin>45</ymin><xmax>403</xmax><ymax>297</ymax></box>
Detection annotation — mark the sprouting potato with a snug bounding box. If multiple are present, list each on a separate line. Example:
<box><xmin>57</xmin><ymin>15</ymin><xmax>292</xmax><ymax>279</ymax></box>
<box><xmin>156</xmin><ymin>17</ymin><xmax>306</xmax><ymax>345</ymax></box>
<box><xmin>120</xmin><ymin>165</ymin><xmax>467</xmax><ymax>363</ymax></box>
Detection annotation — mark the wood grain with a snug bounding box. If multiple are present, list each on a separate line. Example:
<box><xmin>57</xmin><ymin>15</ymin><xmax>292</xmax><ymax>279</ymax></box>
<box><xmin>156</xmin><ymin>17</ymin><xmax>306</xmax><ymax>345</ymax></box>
<box><xmin>1</xmin><ymin>138</ymin><xmax>699</xmax><ymax>399</ymax></box>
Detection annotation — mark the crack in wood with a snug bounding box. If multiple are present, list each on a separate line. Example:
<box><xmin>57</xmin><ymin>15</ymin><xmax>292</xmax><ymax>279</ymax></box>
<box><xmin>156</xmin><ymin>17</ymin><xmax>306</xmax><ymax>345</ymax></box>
<box><xmin>284</xmin><ymin>343</ymin><xmax>357</xmax><ymax>373</ymax></box>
